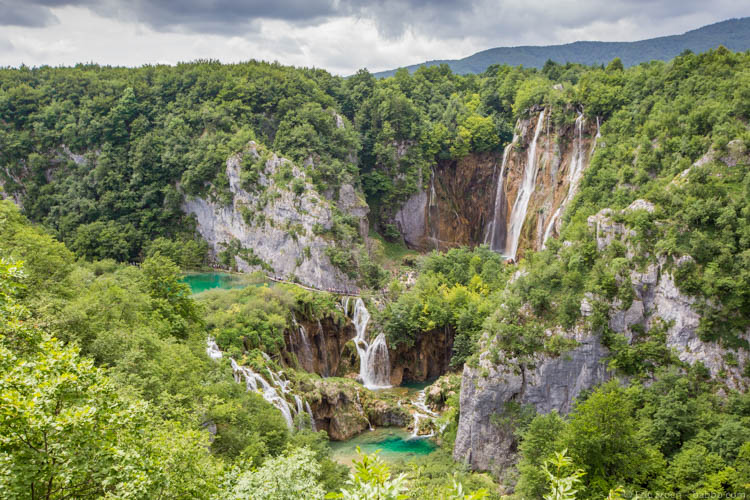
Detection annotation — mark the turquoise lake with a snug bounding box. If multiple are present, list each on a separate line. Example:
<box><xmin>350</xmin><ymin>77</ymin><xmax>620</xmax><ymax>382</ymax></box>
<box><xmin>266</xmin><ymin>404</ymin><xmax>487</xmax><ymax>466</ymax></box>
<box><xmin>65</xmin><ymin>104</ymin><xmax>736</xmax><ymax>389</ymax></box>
<box><xmin>181</xmin><ymin>272</ymin><xmax>257</xmax><ymax>294</ymax></box>
<box><xmin>330</xmin><ymin>428</ymin><xmax>437</xmax><ymax>466</ymax></box>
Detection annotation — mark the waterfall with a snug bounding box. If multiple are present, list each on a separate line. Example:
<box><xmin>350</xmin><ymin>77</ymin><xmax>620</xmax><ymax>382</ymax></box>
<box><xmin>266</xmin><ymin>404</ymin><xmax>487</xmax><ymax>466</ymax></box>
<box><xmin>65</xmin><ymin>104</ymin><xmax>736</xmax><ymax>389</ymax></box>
<box><xmin>428</xmin><ymin>168</ymin><xmax>440</xmax><ymax>250</ymax></box>
<box><xmin>348</xmin><ymin>298</ymin><xmax>392</xmax><ymax>390</ymax></box>
<box><xmin>305</xmin><ymin>400</ymin><xmax>317</xmax><ymax>431</ymax></box>
<box><xmin>206</xmin><ymin>338</ymin><xmax>223</xmax><ymax>360</ymax></box>
<box><xmin>542</xmin><ymin>111</ymin><xmax>585</xmax><ymax>247</ymax></box>
<box><xmin>207</xmin><ymin>338</ymin><xmax>316</xmax><ymax>431</ymax></box>
<box><xmin>505</xmin><ymin>109</ymin><xmax>546</xmax><ymax>259</ymax></box>
<box><xmin>485</xmin><ymin>137</ymin><xmax>517</xmax><ymax>252</ymax></box>
<box><xmin>291</xmin><ymin>312</ymin><xmax>314</xmax><ymax>371</ymax></box>
<box><xmin>410</xmin><ymin>389</ymin><xmax>438</xmax><ymax>439</ymax></box>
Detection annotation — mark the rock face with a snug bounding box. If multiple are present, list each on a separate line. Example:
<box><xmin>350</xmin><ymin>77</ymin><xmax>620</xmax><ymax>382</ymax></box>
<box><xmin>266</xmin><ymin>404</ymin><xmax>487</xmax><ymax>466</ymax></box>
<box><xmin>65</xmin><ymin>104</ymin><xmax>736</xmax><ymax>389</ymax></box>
<box><xmin>591</xmin><ymin>201</ymin><xmax>750</xmax><ymax>390</ymax></box>
<box><xmin>183</xmin><ymin>143</ymin><xmax>363</xmax><ymax>290</ymax></box>
<box><xmin>284</xmin><ymin>317</ymin><xmax>356</xmax><ymax>377</ymax></box>
<box><xmin>453</xmin><ymin>329</ymin><xmax>611</xmax><ymax>472</ymax></box>
<box><xmin>285</xmin><ymin>313</ymin><xmax>456</xmax><ymax>387</ymax></box>
<box><xmin>389</xmin><ymin>327</ymin><xmax>456</xmax><ymax>386</ymax></box>
<box><xmin>304</xmin><ymin>377</ymin><xmax>408</xmax><ymax>440</ymax></box>
<box><xmin>392</xmin><ymin>110</ymin><xmax>599</xmax><ymax>258</ymax></box>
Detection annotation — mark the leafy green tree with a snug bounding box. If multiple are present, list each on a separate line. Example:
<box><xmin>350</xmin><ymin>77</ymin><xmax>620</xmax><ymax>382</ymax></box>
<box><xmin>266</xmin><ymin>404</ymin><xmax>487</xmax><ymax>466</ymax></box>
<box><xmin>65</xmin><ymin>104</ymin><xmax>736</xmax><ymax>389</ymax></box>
<box><xmin>228</xmin><ymin>447</ymin><xmax>325</xmax><ymax>500</ymax></box>
<box><xmin>328</xmin><ymin>447</ymin><xmax>409</xmax><ymax>500</ymax></box>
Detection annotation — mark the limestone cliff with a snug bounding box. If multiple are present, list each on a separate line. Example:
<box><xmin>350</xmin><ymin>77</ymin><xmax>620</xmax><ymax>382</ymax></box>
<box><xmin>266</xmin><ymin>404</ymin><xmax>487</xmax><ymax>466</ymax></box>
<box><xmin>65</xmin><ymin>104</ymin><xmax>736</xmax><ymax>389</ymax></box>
<box><xmin>183</xmin><ymin>143</ymin><xmax>364</xmax><ymax>290</ymax></box>
<box><xmin>453</xmin><ymin>328</ymin><xmax>611</xmax><ymax>473</ymax></box>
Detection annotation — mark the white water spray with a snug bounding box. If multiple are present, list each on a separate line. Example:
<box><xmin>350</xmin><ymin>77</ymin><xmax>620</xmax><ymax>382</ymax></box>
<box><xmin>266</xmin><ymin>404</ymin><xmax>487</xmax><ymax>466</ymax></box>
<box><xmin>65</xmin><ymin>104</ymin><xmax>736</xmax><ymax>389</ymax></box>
<box><xmin>485</xmin><ymin>137</ymin><xmax>517</xmax><ymax>252</ymax></box>
<box><xmin>344</xmin><ymin>297</ymin><xmax>392</xmax><ymax>390</ymax></box>
<box><xmin>505</xmin><ymin>109</ymin><xmax>546</xmax><ymax>259</ymax></box>
<box><xmin>410</xmin><ymin>389</ymin><xmax>438</xmax><ymax>438</ymax></box>
<box><xmin>542</xmin><ymin>111</ymin><xmax>585</xmax><ymax>247</ymax></box>
<box><xmin>207</xmin><ymin>338</ymin><xmax>315</xmax><ymax>431</ymax></box>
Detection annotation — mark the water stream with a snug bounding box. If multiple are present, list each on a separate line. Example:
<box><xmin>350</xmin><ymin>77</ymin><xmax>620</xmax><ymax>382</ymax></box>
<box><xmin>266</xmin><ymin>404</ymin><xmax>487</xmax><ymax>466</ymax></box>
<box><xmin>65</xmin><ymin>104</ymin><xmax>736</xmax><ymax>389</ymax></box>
<box><xmin>206</xmin><ymin>338</ymin><xmax>315</xmax><ymax>431</ymax></box>
<box><xmin>505</xmin><ymin>109</ymin><xmax>546</xmax><ymax>259</ymax></box>
<box><xmin>485</xmin><ymin>137</ymin><xmax>517</xmax><ymax>252</ymax></box>
<box><xmin>542</xmin><ymin>111</ymin><xmax>585</xmax><ymax>247</ymax></box>
<box><xmin>344</xmin><ymin>297</ymin><xmax>392</xmax><ymax>390</ymax></box>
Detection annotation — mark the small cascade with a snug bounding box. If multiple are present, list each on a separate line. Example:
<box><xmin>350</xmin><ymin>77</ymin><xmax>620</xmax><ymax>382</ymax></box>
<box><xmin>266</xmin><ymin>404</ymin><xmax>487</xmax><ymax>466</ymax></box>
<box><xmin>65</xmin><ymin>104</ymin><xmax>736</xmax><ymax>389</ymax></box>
<box><xmin>208</xmin><ymin>338</ymin><xmax>315</xmax><ymax>431</ymax></box>
<box><xmin>505</xmin><ymin>109</ymin><xmax>546</xmax><ymax>260</ymax></box>
<box><xmin>542</xmin><ymin>111</ymin><xmax>585</xmax><ymax>247</ymax></box>
<box><xmin>206</xmin><ymin>337</ymin><xmax>223</xmax><ymax>360</ymax></box>
<box><xmin>305</xmin><ymin>400</ymin><xmax>317</xmax><ymax>432</ymax></box>
<box><xmin>291</xmin><ymin>312</ymin><xmax>314</xmax><ymax>371</ymax></box>
<box><xmin>427</xmin><ymin>168</ymin><xmax>440</xmax><ymax>250</ymax></box>
<box><xmin>410</xmin><ymin>389</ymin><xmax>438</xmax><ymax>439</ymax></box>
<box><xmin>350</xmin><ymin>298</ymin><xmax>392</xmax><ymax>390</ymax></box>
<box><xmin>485</xmin><ymin>137</ymin><xmax>517</xmax><ymax>252</ymax></box>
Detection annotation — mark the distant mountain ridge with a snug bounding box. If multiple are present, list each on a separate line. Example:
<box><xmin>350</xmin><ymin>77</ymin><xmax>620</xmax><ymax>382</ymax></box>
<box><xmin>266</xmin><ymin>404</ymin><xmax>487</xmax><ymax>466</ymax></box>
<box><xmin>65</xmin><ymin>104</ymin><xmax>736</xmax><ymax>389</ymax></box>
<box><xmin>373</xmin><ymin>17</ymin><xmax>750</xmax><ymax>78</ymax></box>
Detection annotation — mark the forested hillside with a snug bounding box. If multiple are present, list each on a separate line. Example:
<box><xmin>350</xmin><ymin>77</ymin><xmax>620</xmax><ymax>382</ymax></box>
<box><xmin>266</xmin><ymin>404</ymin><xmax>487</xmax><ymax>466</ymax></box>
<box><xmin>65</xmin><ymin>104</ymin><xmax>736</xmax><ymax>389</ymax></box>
<box><xmin>373</xmin><ymin>16</ymin><xmax>750</xmax><ymax>77</ymax></box>
<box><xmin>1</xmin><ymin>45</ymin><xmax>750</xmax><ymax>499</ymax></box>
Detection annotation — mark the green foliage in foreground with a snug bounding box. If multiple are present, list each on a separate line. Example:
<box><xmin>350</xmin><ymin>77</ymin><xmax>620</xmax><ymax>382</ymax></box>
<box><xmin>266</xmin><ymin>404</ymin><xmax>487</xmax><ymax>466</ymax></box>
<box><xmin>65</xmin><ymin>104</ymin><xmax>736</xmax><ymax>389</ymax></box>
<box><xmin>515</xmin><ymin>377</ymin><xmax>750</xmax><ymax>499</ymax></box>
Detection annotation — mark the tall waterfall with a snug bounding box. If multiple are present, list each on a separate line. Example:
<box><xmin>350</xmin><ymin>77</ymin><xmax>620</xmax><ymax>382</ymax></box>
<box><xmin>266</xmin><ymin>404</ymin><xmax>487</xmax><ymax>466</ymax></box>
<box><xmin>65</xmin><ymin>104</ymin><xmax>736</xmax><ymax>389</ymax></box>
<box><xmin>207</xmin><ymin>337</ymin><xmax>315</xmax><ymax>431</ymax></box>
<box><xmin>345</xmin><ymin>297</ymin><xmax>392</xmax><ymax>390</ymax></box>
<box><xmin>505</xmin><ymin>109</ymin><xmax>546</xmax><ymax>259</ymax></box>
<box><xmin>542</xmin><ymin>111</ymin><xmax>585</xmax><ymax>247</ymax></box>
<box><xmin>427</xmin><ymin>168</ymin><xmax>440</xmax><ymax>250</ymax></box>
<box><xmin>485</xmin><ymin>137</ymin><xmax>517</xmax><ymax>252</ymax></box>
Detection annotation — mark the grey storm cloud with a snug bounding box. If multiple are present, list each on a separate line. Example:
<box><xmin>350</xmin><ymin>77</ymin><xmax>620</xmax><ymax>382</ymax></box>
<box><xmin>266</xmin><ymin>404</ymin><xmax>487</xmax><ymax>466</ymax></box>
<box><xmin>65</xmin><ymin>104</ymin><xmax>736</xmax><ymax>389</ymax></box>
<box><xmin>1</xmin><ymin>0</ymin><xmax>748</xmax><ymax>44</ymax></box>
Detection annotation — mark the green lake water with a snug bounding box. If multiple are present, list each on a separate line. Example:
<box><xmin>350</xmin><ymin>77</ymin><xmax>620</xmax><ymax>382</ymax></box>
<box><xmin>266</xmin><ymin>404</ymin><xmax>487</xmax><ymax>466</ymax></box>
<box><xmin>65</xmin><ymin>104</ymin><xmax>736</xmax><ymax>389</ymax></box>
<box><xmin>330</xmin><ymin>428</ymin><xmax>437</xmax><ymax>466</ymax></box>
<box><xmin>181</xmin><ymin>272</ymin><xmax>258</xmax><ymax>294</ymax></box>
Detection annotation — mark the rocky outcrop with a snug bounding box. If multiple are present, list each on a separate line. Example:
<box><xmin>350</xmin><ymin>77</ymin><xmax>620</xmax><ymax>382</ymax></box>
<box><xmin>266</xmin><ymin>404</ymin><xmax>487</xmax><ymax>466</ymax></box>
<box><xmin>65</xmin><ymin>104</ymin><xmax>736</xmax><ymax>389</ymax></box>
<box><xmin>389</xmin><ymin>327</ymin><xmax>456</xmax><ymax>386</ymax></box>
<box><xmin>453</xmin><ymin>329</ymin><xmax>611</xmax><ymax>472</ymax></box>
<box><xmin>183</xmin><ymin>143</ymin><xmax>363</xmax><ymax>290</ymax></box>
<box><xmin>591</xmin><ymin>201</ymin><xmax>750</xmax><ymax>390</ymax></box>
<box><xmin>303</xmin><ymin>377</ymin><xmax>408</xmax><ymax>440</ymax></box>
<box><xmin>284</xmin><ymin>317</ymin><xmax>355</xmax><ymax>377</ymax></box>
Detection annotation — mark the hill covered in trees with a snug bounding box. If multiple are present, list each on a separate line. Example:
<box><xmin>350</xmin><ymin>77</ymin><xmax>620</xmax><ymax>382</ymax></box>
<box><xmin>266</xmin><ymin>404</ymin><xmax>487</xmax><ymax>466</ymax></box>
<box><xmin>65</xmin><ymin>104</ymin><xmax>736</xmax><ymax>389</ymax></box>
<box><xmin>373</xmin><ymin>16</ymin><xmax>750</xmax><ymax>77</ymax></box>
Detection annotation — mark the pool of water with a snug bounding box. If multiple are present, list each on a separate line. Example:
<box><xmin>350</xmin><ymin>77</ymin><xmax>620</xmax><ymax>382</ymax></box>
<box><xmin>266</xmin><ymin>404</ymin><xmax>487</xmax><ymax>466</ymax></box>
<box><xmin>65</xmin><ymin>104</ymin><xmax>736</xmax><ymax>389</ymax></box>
<box><xmin>330</xmin><ymin>428</ymin><xmax>437</xmax><ymax>466</ymax></box>
<box><xmin>181</xmin><ymin>272</ymin><xmax>258</xmax><ymax>294</ymax></box>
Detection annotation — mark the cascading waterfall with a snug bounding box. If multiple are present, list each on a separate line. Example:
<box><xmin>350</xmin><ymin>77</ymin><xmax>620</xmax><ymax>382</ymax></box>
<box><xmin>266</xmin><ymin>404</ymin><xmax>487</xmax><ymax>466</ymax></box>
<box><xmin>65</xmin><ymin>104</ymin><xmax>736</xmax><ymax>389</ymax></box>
<box><xmin>207</xmin><ymin>338</ymin><xmax>314</xmax><ymax>431</ymax></box>
<box><xmin>410</xmin><ymin>389</ymin><xmax>438</xmax><ymax>438</ymax></box>
<box><xmin>485</xmin><ymin>137</ymin><xmax>517</xmax><ymax>252</ymax></box>
<box><xmin>428</xmin><ymin>168</ymin><xmax>440</xmax><ymax>250</ymax></box>
<box><xmin>505</xmin><ymin>109</ymin><xmax>547</xmax><ymax>259</ymax></box>
<box><xmin>305</xmin><ymin>400</ymin><xmax>317</xmax><ymax>431</ymax></box>
<box><xmin>206</xmin><ymin>337</ymin><xmax>223</xmax><ymax>360</ymax></box>
<box><xmin>542</xmin><ymin>111</ymin><xmax>585</xmax><ymax>247</ymax></box>
<box><xmin>344</xmin><ymin>297</ymin><xmax>392</xmax><ymax>390</ymax></box>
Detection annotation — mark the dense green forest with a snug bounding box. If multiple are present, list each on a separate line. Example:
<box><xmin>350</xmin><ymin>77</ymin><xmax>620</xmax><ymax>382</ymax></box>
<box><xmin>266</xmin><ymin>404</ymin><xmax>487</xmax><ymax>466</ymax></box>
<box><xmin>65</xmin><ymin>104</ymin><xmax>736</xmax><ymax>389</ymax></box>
<box><xmin>1</xmin><ymin>44</ymin><xmax>750</xmax><ymax>498</ymax></box>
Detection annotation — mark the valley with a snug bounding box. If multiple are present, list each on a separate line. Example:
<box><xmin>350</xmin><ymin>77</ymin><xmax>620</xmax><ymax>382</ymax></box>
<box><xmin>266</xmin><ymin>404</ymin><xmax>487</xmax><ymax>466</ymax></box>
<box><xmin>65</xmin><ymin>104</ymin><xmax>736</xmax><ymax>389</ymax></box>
<box><xmin>1</xmin><ymin>41</ymin><xmax>750</xmax><ymax>499</ymax></box>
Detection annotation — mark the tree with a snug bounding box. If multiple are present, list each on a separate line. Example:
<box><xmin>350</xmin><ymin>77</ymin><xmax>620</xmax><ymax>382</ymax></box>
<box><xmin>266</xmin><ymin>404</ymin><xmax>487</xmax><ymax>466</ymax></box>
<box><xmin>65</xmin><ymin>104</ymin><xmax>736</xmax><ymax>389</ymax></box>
<box><xmin>328</xmin><ymin>447</ymin><xmax>409</xmax><ymax>500</ymax></box>
<box><xmin>228</xmin><ymin>447</ymin><xmax>325</xmax><ymax>500</ymax></box>
<box><xmin>542</xmin><ymin>450</ymin><xmax>585</xmax><ymax>500</ymax></box>
<box><xmin>0</xmin><ymin>260</ymin><xmax>221</xmax><ymax>499</ymax></box>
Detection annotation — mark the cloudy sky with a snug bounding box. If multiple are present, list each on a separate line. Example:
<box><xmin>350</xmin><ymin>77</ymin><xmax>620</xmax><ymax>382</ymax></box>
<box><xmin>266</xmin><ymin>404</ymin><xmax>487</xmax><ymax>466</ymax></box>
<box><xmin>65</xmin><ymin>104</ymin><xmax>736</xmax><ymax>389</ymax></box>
<box><xmin>1</xmin><ymin>0</ymin><xmax>749</xmax><ymax>75</ymax></box>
